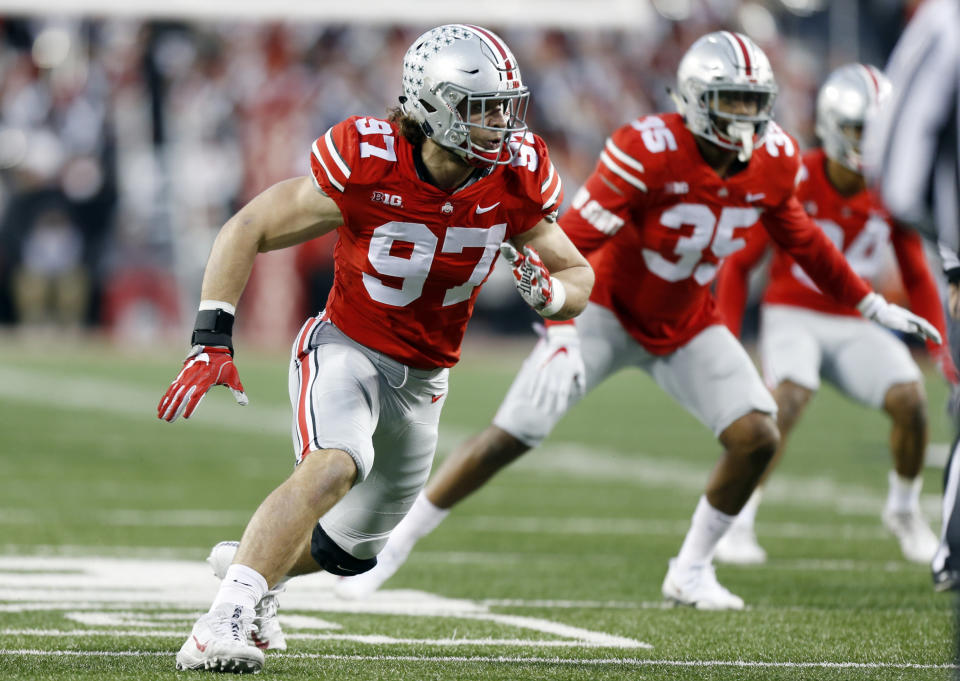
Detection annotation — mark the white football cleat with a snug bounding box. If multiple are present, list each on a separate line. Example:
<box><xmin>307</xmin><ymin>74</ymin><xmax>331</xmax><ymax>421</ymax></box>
<box><xmin>882</xmin><ymin>508</ymin><xmax>939</xmax><ymax>564</ymax></box>
<box><xmin>175</xmin><ymin>603</ymin><xmax>264</xmax><ymax>673</ymax></box>
<box><xmin>661</xmin><ymin>558</ymin><xmax>745</xmax><ymax>610</ymax></box>
<box><xmin>207</xmin><ymin>541</ymin><xmax>287</xmax><ymax>651</ymax></box>
<box><xmin>333</xmin><ymin>540</ymin><xmax>410</xmax><ymax>601</ymax></box>
<box><xmin>714</xmin><ymin>525</ymin><xmax>768</xmax><ymax>565</ymax></box>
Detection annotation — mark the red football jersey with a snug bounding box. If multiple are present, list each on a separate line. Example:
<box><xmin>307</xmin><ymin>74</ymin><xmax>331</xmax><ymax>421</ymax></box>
<box><xmin>716</xmin><ymin>148</ymin><xmax>949</xmax><ymax>359</ymax></box>
<box><xmin>557</xmin><ymin>113</ymin><xmax>869</xmax><ymax>355</ymax></box>
<box><xmin>310</xmin><ymin>116</ymin><xmax>562</xmax><ymax>369</ymax></box>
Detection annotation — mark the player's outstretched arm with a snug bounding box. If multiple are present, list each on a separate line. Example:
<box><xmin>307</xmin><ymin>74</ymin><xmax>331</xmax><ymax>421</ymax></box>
<box><xmin>502</xmin><ymin>218</ymin><xmax>594</xmax><ymax>321</ymax></box>
<box><xmin>158</xmin><ymin>177</ymin><xmax>343</xmax><ymax>422</ymax></box>
<box><xmin>715</xmin><ymin>229</ymin><xmax>770</xmax><ymax>337</ymax></box>
<box><xmin>764</xmin><ymin>197</ymin><xmax>940</xmax><ymax>344</ymax></box>
<box><xmin>857</xmin><ymin>292</ymin><xmax>942</xmax><ymax>344</ymax></box>
<box><xmin>199</xmin><ymin>177</ymin><xmax>343</xmax><ymax>305</ymax></box>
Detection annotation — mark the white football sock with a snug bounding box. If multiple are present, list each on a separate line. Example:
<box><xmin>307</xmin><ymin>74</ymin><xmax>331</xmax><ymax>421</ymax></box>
<box><xmin>886</xmin><ymin>470</ymin><xmax>922</xmax><ymax>513</ymax></box>
<box><xmin>676</xmin><ymin>495</ymin><xmax>736</xmax><ymax>567</ymax></box>
<box><xmin>211</xmin><ymin>564</ymin><xmax>268</xmax><ymax>612</ymax></box>
<box><xmin>734</xmin><ymin>488</ymin><xmax>763</xmax><ymax>529</ymax></box>
<box><xmin>389</xmin><ymin>492</ymin><xmax>450</xmax><ymax>553</ymax></box>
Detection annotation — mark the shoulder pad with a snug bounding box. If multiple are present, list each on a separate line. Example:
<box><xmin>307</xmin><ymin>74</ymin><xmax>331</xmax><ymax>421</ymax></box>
<box><xmin>504</xmin><ymin>131</ymin><xmax>563</xmax><ymax>216</ymax></box>
<box><xmin>757</xmin><ymin>121</ymin><xmax>800</xmax><ymax>166</ymax></box>
<box><xmin>596</xmin><ymin>114</ymin><xmax>682</xmax><ymax>195</ymax></box>
<box><xmin>310</xmin><ymin>116</ymin><xmax>400</xmax><ymax>193</ymax></box>
<box><xmin>753</xmin><ymin>121</ymin><xmax>803</xmax><ymax>194</ymax></box>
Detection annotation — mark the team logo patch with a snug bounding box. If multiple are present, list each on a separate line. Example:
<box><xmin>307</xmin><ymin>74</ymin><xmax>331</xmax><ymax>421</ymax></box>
<box><xmin>372</xmin><ymin>191</ymin><xmax>403</xmax><ymax>207</ymax></box>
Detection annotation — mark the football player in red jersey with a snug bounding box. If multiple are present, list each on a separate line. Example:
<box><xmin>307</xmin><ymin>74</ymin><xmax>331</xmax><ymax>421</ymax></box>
<box><xmin>335</xmin><ymin>32</ymin><xmax>942</xmax><ymax>611</ymax></box>
<box><xmin>713</xmin><ymin>64</ymin><xmax>955</xmax><ymax>566</ymax></box>
<box><xmin>158</xmin><ymin>25</ymin><xmax>593</xmax><ymax>673</ymax></box>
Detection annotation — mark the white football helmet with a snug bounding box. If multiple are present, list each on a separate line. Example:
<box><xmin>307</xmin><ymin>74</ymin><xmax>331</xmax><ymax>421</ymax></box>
<box><xmin>674</xmin><ymin>31</ymin><xmax>778</xmax><ymax>161</ymax></box>
<box><xmin>816</xmin><ymin>63</ymin><xmax>891</xmax><ymax>173</ymax></box>
<box><xmin>400</xmin><ymin>24</ymin><xmax>529</xmax><ymax>166</ymax></box>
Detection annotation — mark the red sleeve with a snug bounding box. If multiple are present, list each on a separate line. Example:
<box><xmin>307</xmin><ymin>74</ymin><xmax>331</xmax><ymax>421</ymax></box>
<box><xmin>892</xmin><ymin>224</ymin><xmax>958</xmax><ymax>382</ymax></box>
<box><xmin>505</xmin><ymin>133</ymin><xmax>564</xmax><ymax>238</ymax></box>
<box><xmin>526</xmin><ymin>134</ymin><xmax>563</xmax><ymax>216</ymax></box>
<box><xmin>715</xmin><ymin>227</ymin><xmax>771</xmax><ymax>337</ymax></box>
<box><xmin>558</xmin><ymin>164</ymin><xmax>647</xmax><ymax>257</ymax></box>
<box><xmin>761</xmin><ymin>195</ymin><xmax>871</xmax><ymax>307</ymax></box>
<box><xmin>309</xmin><ymin>118</ymin><xmax>359</xmax><ymax>196</ymax></box>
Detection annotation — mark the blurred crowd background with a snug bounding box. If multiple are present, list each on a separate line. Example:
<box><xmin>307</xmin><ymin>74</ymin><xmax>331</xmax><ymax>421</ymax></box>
<box><xmin>0</xmin><ymin>0</ymin><xmax>928</xmax><ymax>349</ymax></box>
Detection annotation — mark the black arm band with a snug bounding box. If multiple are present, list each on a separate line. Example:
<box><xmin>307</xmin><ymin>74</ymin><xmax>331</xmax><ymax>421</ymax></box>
<box><xmin>191</xmin><ymin>308</ymin><xmax>235</xmax><ymax>353</ymax></box>
<box><xmin>947</xmin><ymin>267</ymin><xmax>960</xmax><ymax>285</ymax></box>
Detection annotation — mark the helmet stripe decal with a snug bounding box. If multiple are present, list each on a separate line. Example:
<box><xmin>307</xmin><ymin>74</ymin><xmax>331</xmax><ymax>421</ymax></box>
<box><xmin>462</xmin><ymin>24</ymin><xmax>519</xmax><ymax>87</ymax></box>
<box><xmin>723</xmin><ymin>31</ymin><xmax>753</xmax><ymax>76</ymax></box>
<box><xmin>860</xmin><ymin>64</ymin><xmax>881</xmax><ymax>104</ymax></box>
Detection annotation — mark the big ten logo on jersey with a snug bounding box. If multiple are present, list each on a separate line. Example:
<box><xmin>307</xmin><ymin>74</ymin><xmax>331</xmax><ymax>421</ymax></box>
<box><xmin>646</xmin><ymin>205</ymin><xmax>760</xmax><ymax>285</ymax></box>
<box><xmin>571</xmin><ymin>186</ymin><xmax>624</xmax><ymax>235</ymax></box>
<box><xmin>632</xmin><ymin>116</ymin><xmax>678</xmax><ymax>153</ymax></box>
<box><xmin>371</xmin><ymin>191</ymin><xmax>403</xmax><ymax>207</ymax></box>
<box><xmin>508</xmin><ymin>131</ymin><xmax>538</xmax><ymax>170</ymax></box>
<box><xmin>356</xmin><ymin>118</ymin><xmax>397</xmax><ymax>161</ymax></box>
<box><xmin>791</xmin><ymin>214</ymin><xmax>891</xmax><ymax>289</ymax></box>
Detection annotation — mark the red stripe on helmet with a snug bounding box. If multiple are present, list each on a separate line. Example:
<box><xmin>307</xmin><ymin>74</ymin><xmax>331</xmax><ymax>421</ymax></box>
<box><xmin>464</xmin><ymin>24</ymin><xmax>518</xmax><ymax>86</ymax></box>
<box><xmin>729</xmin><ymin>32</ymin><xmax>753</xmax><ymax>76</ymax></box>
<box><xmin>862</xmin><ymin>64</ymin><xmax>881</xmax><ymax>102</ymax></box>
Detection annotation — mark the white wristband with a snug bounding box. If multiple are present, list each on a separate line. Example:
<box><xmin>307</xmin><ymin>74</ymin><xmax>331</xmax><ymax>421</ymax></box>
<box><xmin>856</xmin><ymin>292</ymin><xmax>881</xmax><ymax>318</ymax></box>
<box><xmin>539</xmin><ymin>277</ymin><xmax>566</xmax><ymax>318</ymax></box>
<box><xmin>199</xmin><ymin>299</ymin><xmax>237</xmax><ymax>315</ymax></box>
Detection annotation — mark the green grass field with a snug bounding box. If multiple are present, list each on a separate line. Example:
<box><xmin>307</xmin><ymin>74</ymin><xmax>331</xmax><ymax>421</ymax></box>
<box><xmin>0</xmin><ymin>332</ymin><xmax>956</xmax><ymax>680</ymax></box>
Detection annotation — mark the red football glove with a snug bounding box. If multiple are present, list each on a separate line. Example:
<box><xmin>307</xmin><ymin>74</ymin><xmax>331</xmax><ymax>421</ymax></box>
<box><xmin>499</xmin><ymin>243</ymin><xmax>566</xmax><ymax>317</ymax></box>
<box><xmin>157</xmin><ymin>346</ymin><xmax>248</xmax><ymax>422</ymax></box>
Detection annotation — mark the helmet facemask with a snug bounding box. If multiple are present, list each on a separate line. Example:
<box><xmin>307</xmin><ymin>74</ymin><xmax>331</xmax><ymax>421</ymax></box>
<box><xmin>442</xmin><ymin>83</ymin><xmax>530</xmax><ymax>166</ymax></box>
<box><xmin>702</xmin><ymin>86</ymin><xmax>776</xmax><ymax>162</ymax></box>
<box><xmin>821</xmin><ymin>120</ymin><xmax>865</xmax><ymax>173</ymax></box>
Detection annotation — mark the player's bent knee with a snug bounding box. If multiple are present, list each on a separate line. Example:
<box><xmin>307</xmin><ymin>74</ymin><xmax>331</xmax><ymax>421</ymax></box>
<box><xmin>773</xmin><ymin>381</ymin><xmax>813</xmax><ymax>429</ymax></box>
<box><xmin>884</xmin><ymin>382</ymin><xmax>927</xmax><ymax>427</ymax></box>
<box><xmin>721</xmin><ymin>412</ymin><xmax>779</xmax><ymax>465</ymax></box>
<box><xmin>311</xmin><ymin>524</ymin><xmax>377</xmax><ymax>576</ymax></box>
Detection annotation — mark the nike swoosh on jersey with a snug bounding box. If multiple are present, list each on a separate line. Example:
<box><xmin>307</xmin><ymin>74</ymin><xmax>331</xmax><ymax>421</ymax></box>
<box><xmin>745</xmin><ymin>192</ymin><xmax>766</xmax><ymax>202</ymax></box>
<box><xmin>431</xmin><ymin>394</ymin><xmax>444</xmax><ymax>403</ymax></box>
<box><xmin>476</xmin><ymin>202</ymin><xmax>501</xmax><ymax>214</ymax></box>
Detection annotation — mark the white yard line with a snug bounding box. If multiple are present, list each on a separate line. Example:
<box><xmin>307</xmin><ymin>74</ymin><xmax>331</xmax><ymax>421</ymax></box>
<box><xmin>0</xmin><ymin>629</ymin><xmax>640</xmax><ymax>648</ymax></box>
<box><xmin>1</xmin><ymin>649</ymin><xmax>955</xmax><ymax>670</ymax></box>
<box><xmin>0</xmin><ymin>555</ymin><xmax>650</xmax><ymax>649</ymax></box>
